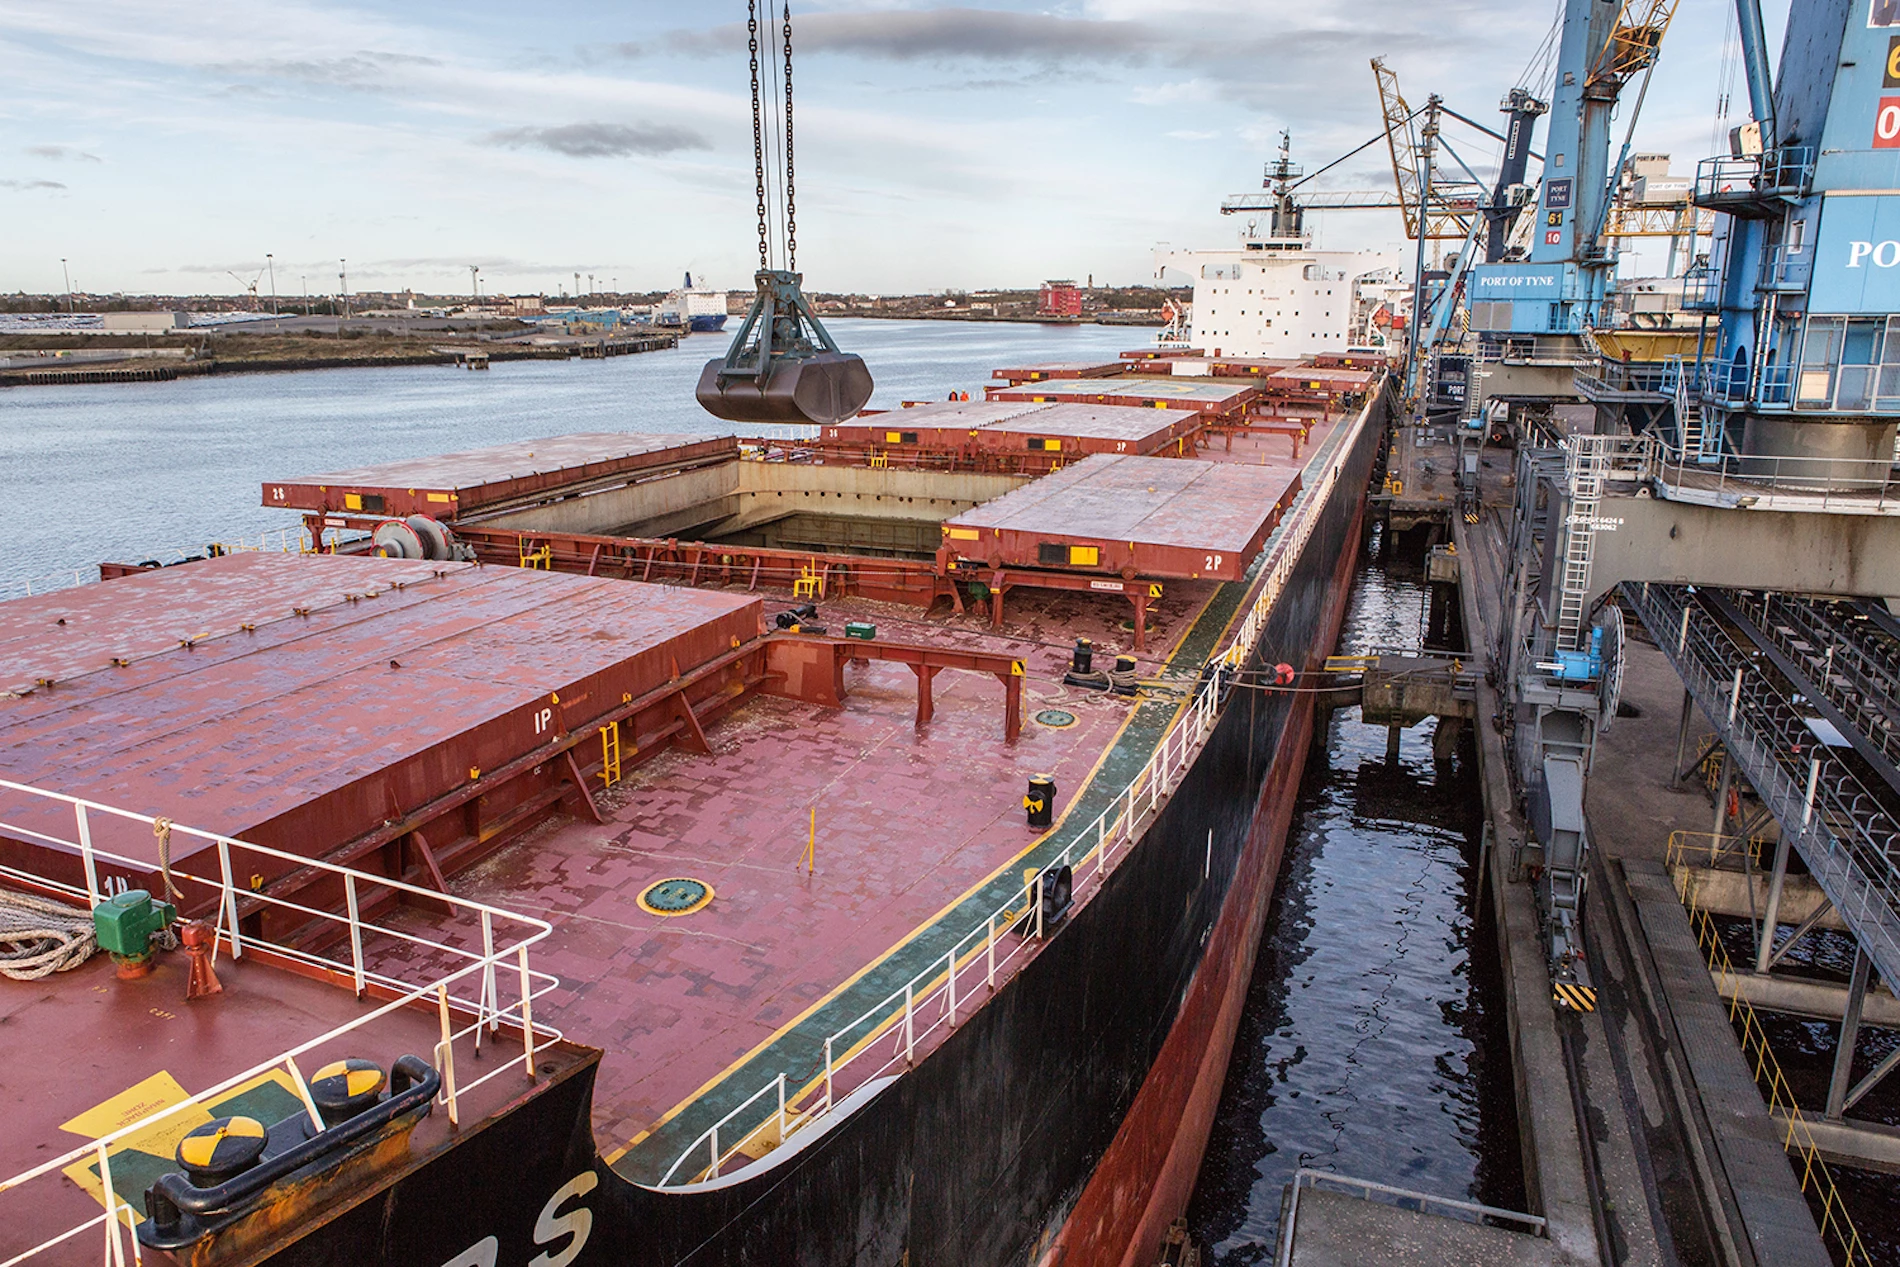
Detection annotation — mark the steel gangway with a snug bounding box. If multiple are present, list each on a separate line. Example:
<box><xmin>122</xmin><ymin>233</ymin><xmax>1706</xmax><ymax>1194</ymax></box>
<box><xmin>1625</xmin><ymin>582</ymin><xmax>1900</xmax><ymax>995</ymax></box>
<box><xmin>1730</xmin><ymin>593</ymin><xmax>1900</xmax><ymax>788</ymax></box>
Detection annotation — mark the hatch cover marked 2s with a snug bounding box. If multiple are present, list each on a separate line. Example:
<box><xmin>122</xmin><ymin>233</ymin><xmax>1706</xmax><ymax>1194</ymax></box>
<box><xmin>639</xmin><ymin>877</ymin><xmax>715</xmax><ymax>917</ymax></box>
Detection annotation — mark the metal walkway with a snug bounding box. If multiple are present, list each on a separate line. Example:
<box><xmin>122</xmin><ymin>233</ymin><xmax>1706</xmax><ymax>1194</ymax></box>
<box><xmin>1623</xmin><ymin>582</ymin><xmax>1900</xmax><ymax>1000</ymax></box>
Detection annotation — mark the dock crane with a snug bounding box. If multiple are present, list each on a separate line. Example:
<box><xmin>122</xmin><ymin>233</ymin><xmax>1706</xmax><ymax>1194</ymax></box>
<box><xmin>225</xmin><ymin>267</ymin><xmax>265</xmax><ymax>311</ymax></box>
<box><xmin>696</xmin><ymin>0</ymin><xmax>873</xmax><ymax>426</ymax></box>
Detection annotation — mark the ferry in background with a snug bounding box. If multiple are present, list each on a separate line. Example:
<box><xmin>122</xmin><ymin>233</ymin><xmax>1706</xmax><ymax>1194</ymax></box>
<box><xmin>655</xmin><ymin>272</ymin><xmax>729</xmax><ymax>333</ymax></box>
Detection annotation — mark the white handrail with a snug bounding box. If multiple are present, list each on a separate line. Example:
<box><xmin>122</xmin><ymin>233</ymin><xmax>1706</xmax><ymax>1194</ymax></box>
<box><xmin>0</xmin><ymin>779</ymin><xmax>565</xmax><ymax>1266</ymax></box>
<box><xmin>659</xmin><ymin>380</ymin><xmax>1377</xmax><ymax>1186</ymax></box>
<box><xmin>4</xmin><ymin>528</ymin><xmax>310</xmax><ymax>601</ymax></box>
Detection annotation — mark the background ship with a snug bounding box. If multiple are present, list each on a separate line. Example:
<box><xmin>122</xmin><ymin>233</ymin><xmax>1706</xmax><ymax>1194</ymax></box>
<box><xmin>654</xmin><ymin>272</ymin><xmax>729</xmax><ymax>333</ymax></box>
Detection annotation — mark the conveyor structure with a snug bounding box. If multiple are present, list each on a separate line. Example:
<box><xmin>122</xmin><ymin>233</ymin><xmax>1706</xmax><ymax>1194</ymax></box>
<box><xmin>1626</xmin><ymin>582</ymin><xmax>1900</xmax><ymax>1067</ymax></box>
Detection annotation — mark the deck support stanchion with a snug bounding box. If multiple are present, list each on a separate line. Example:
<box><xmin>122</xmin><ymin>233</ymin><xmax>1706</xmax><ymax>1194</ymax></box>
<box><xmin>519</xmin><ymin>945</ymin><xmax>537</xmax><ymax>1077</ymax></box>
<box><xmin>1756</xmin><ymin>827</ymin><xmax>1796</xmax><ymax>974</ymax></box>
<box><xmin>75</xmin><ymin>804</ymin><xmax>100</xmax><ymax>910</ymax></box>
<box><xmin>1673</xmin><ymin>687</ymin><xmax>1694</xmax><ymax>785</ymax></box>
<box><xmin>986</xmin><ymin>913</ymin><xmax>997</xmax><ymax>990</ymax></box>
<box><xmin>1828</xmin><ymin>947</ymin><xmax>1872</xmax><ymax>1120</ymax></box>
<box><xmin>345</xmin><ymin>874</ymin><xmax>365</xmax><ymax>996</ymax></box>
<box><xmin>1712</xmin><ymin>746</ymin><xmax>1735</xmax><ymax>839</ymax></box>
<box><xmin>99</xmin><ymin>1142</ymin><xmax>124</xmax><ymax>1267</ymax></box>
<box><xmin>437</xmin><ymin>982</ymin><xmax>459</xmax><ymax>1127</ymax></box>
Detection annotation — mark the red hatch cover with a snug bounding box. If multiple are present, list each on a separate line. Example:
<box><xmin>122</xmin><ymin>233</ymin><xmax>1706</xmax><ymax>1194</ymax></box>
<box><xmin>0</xmin><ymin>553</ymin><xmax>760</xmax><ymax>886</ymax></box>
<box><xmin>263</xmin><ymin>431</ymin><xmax>738</xmax><ymax>519</ymax></box>
<box><xmin>985</xmin><ymin>375</ymin><xmax>1258</xmax><ymax>420</ymax></box>
<box><xmin>823</xmin><ymin>401</ymin><xmax>1196</xmax><ymax>459</ymax></box>
<box><xmin>941</xmin><ymin>453</ymin><xmax>1300</xmax><ymax>582</ymax></box>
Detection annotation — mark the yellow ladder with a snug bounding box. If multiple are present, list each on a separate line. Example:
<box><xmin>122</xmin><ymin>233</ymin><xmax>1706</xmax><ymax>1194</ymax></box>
<box><xmin>599</xmin><ymin>723</ymin><xmax>623</xmax><ymax>788</ymax></box>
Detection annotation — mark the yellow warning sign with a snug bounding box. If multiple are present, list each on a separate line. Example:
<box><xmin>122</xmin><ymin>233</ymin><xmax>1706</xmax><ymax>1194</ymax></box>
<box><xmin>1148</xmin><ymin>583</ymin><xmax>1164</xmax><ymax>599</ymax></box>
<box><xmin>1010</xmin><ymin>660</ymin><xmax>1025</xmax><ymax>676</ymax></box>
<box><xmin>1553</xmin><ymin>982</ymin><xmax>1598</xmax><ymax>1012</ymax></box>
<box><xmin>58</xmin><ymin>1069</ymin><xmax>305</xmax><ymax>1224</ymax></box>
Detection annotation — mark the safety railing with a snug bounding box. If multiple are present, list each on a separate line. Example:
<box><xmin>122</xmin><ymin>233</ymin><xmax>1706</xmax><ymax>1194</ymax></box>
<box><xmin>1580</xmin><ymin>430</ymin><xmax>1900</xmax><ymax>512</ymax></box>
<box><xmin>1664</xmin><ymin>828</ymin><xmax>1765</xmax><ymax>874</ymax></box>
<box><xmin>1694</xmin><ymin>147</ymin><xmax>1815</xmax><ymax>208</ymax></box>
<box><xmin>0</xmin><ymin>777</ymin><xmax>562</xmax><ymax>1267</ymax></box>
<box><xmin>1626</xmin><ymin>583</ymin><xmax>1900</xmax><ymax>1018</ymax></box>
<box><xmin>2</xmin><ymin>528</ymin><xmax>310</xmax><ymax>601</ymax></box>
<box><xmin>657</xmin><ymin>373</ymin><xmax>1381</xmax><ymax>1187</ymax></box>
<box><xmin>1678</xmin><ymin>870</ymin><xmax>1871</xmax><ymax>1265</ymax></box>
<box><xmin>1273</xmin><ymin>1169</ymin><xmax>1545</xmax><ymax>1265</ymax></box>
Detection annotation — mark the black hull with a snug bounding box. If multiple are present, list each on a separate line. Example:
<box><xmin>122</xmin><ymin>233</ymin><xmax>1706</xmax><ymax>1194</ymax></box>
<box><xmin>258</xmin><ymin>390</ymin><xmax>1388</xmax><ymax>1267</ymax></box>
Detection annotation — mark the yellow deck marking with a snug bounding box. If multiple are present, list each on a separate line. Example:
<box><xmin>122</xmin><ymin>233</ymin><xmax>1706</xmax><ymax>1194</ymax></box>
<box><xmin>608</xmin><ymin>585</ymin><xmax>1219</xmax><ymax>1167</ymax></box>
<box><xmin>59</xmin><ymin>1069</ymin><xmax>302</xmax><ymax>1221</ymax></box>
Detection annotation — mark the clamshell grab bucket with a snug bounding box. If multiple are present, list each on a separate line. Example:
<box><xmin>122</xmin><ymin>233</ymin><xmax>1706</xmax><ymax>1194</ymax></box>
<box><xmin>696</xmin><ymin>270</ymin><xmax>875</xmax><ymax>426</ymax></box>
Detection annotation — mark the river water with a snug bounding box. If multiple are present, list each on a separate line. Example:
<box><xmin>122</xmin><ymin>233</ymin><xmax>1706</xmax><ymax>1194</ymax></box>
<box><xmin>1186</xmin><ymin>547</ymin><xmax>1525</xmax><ymax>1263</ymax></box>
<box><xmin>0</xmin><ymin>318</ymin><xmax>1134</xmax><ymax>597</ymax></box>
<box><xmin>0</xmin><ymin>322</ymin><xmax>1524</xmax><ymax>1256</ymax></box>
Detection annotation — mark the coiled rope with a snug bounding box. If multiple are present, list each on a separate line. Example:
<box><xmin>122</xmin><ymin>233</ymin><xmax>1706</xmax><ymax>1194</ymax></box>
<box><xmin>1066</xmin><ymin>663</ymin><xmax>1144</xmax><ymax>694</ymax></box>
<box><xmin>0</xmin><ymin>890</ymin><xmax>97</xmax><ymax>981</ymax></box>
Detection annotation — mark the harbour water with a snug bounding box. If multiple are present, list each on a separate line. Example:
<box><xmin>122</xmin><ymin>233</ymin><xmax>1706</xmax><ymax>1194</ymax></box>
<box><xmin>0</xmin><ymin>318</ymin><xmax>1133</xmax><ymax>597</ymax></box>
<box><xmin>1187</xmin><ymin>548</ymin><xmax>1524</xmax><ymax>1263</ymax></box>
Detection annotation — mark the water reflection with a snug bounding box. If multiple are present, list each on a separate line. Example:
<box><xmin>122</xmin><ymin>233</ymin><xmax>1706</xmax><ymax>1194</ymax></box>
<box><xmin>1187</xmin><ymin>558</ymin><xmax>1523</xmax><ymax>1263</ymax></box>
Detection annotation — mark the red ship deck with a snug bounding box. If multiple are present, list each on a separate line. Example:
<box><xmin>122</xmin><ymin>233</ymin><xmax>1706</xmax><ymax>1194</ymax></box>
<box><xmin>1</xmin><ymin>408</ymin><xmax>1351</xmax><ymax>1224</ymax></box>
<box><xmin>355</xmin><ymin>418</ymin><xmax>1341</xmax><ymax>1185</ymax></box>
<box><xmin>0</xmin><ymin>947</ymin><xmax>593</xmax><ymax>1258</ymax></box>
<box><xmin>265</xmin><ymin>432</ymin><xmax>738</xmax><ymax>519</ymax></box>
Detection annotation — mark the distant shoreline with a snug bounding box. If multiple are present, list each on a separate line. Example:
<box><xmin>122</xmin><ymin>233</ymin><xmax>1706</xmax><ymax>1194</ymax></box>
<box><xmin>0</xmin><ymin>332</ymin><xmax>679</xmax><ymax>387</ymax></box>
<box><xmin>838</xmin><ymin>311</ymin><xmax>1163</xmax><ymax>327</ymax></box>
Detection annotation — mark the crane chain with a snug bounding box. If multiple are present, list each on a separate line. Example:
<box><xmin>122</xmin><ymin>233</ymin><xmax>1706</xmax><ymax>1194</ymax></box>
<box><xmin>782</xmin><ymin>0</ymin><xmax>796</xmax><ymax>271</ymax></box>
<box><xmin>749</xmin><ymin>0</ymin><xmax>768</xmax><ymax>270</ymax></box>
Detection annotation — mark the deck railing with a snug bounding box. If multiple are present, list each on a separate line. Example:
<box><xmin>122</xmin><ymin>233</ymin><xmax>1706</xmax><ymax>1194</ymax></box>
<box><xmin>657</xmin><ymin>377</ymin><xmax>1376</xmax><ymax>1187</ymax></box>
<box><xmin>0</xmin><ymin>778</ymin><xmax>561</xmax><ymax>1267</ymax></box>
<box><xmin>1677</xmin><ymin>867</ymin><xmax>1870</xmax><ymax>1265</ymax></box>
<box><xmin>3</xmin><ymin>528</ymin><xmax>309</xmax><ymax>601</ymax></box>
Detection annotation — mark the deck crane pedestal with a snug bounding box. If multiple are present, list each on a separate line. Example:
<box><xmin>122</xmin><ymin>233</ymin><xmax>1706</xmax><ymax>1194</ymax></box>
<box><xmin>696</xmin><ymin>0</ymin><xmax>873</xmax><ymax>427</ymax></box>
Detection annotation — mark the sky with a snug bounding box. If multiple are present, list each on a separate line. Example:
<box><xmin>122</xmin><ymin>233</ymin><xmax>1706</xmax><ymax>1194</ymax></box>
<box><xmin>0</xmin><ymin>0</ymin><xmax>1792</xmax><ymax>298</ymax></box>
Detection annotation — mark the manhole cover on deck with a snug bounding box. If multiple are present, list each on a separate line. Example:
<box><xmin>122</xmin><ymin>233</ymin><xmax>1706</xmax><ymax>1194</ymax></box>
<box><xmin>1035</xmin><ymin>709</ymin><xmax>1078</xmax><ymax>728</ymax></box>
<box><xmin>638</xmin><ymin>877</ymin><xmax>715</xmax><ymax>916</ymax></box>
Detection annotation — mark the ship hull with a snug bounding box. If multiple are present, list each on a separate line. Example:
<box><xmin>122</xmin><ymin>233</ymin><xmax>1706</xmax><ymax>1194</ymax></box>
<box><xmin>254</xmin><ymin>387</ymin><xmax>1385</xmax><ymax>1267</ymax></box>
<box><xmin>687</xmin><ymin>314</ymin><xmax>728</xmax><ymax>333</ymax></box>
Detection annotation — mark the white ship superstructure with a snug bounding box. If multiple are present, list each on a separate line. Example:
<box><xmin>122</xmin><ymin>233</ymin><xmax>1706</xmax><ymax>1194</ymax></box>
<box><xmin>1154</xmin><ymin>140</ymin><xmax>1395</xmax><ymax>357</ymax></box>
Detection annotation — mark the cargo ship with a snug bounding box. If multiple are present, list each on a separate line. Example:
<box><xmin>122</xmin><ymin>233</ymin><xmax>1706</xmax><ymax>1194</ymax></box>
<box><xmin>0</xmin><ymin>210</ymin><xmax>1390</xmax><ymax>1267</ymax></box>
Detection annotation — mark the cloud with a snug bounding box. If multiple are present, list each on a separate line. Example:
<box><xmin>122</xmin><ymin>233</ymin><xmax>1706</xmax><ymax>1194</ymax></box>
<box><xmin>1167</xmin><ymin>129</ymin><xmax>1219</xmax><ymax>141</ymax></box>
<box><xmin>638</xmin><ymin>5</ymin><xmax>1474</xmax><ymax>113</ymax></box>
<box><xmin>210</xmin><ymin>51</ymin><xmax>441</xmax><ymax>90</ymax></box>
<box><xmin>0</xmin><ymin>179</ymin><xmax>67</xmax><ymax>191</ymax></box>
<box><xmin>484</xmin><ymin>121</ymin><xmax>711</xmax><ymax>158</ymax></box>
<box><xmin>26</xmin><ymin>145</ymin><xmax>102</xmax><ymax>162</ymax></box>
<box><xmin>661</xmin><ymin>10</ymin><xmax>1149</xmax><ymax>63</ymax></box>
